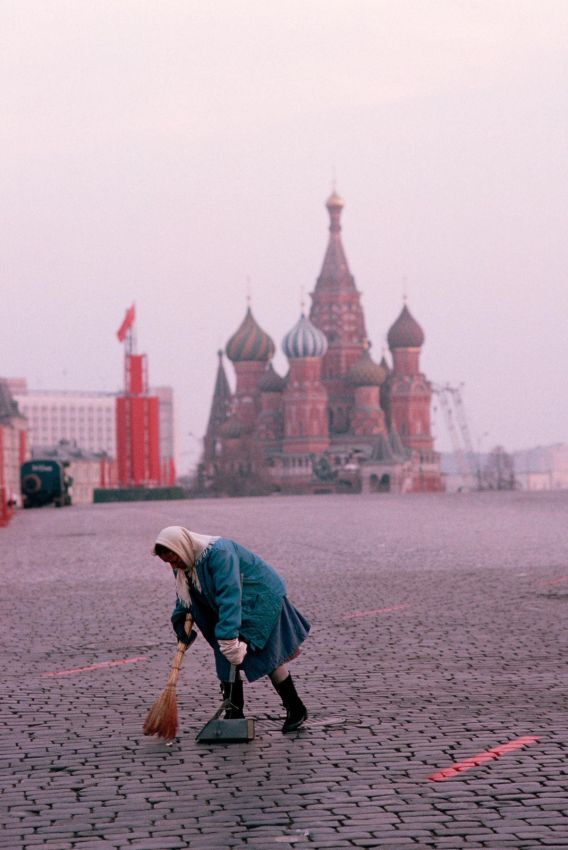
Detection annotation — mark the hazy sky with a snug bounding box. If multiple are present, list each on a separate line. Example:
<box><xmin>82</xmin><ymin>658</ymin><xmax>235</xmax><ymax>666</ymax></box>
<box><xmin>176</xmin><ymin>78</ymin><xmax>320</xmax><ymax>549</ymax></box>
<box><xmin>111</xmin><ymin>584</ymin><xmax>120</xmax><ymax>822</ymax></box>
<box><xmin>2</xmin><ymin>0</ymin><xmax>567</xmax><ymax>472</ymax></box>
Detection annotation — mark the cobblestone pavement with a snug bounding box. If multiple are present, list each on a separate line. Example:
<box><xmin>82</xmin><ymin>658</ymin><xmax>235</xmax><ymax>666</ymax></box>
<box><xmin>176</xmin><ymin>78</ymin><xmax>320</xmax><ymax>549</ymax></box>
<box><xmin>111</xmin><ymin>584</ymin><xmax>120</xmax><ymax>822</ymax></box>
<box><xmin>1</xmin><ymin>491</ymin><xmax>567</xmax><ymax>850</ymax></box>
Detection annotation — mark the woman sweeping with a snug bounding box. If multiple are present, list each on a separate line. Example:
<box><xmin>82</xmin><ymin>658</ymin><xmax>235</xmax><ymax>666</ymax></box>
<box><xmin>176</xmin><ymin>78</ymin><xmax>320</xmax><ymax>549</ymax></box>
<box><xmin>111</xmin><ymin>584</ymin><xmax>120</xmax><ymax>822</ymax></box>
<box><xmin>153</xmin><ymin>526</ymin><xmax>310</xmax><ymax>733</ymax></box>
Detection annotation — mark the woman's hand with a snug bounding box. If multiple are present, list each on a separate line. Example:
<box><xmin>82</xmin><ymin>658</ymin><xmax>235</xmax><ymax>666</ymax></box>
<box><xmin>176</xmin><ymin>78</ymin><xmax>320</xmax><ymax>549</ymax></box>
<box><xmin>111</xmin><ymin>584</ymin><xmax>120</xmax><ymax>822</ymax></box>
<box><xmin>172</xmin><ymin>611</ymin><xmax>196</xmax><ymax>645</ymax></box>
<box><xmin>218</xmin><ymin>638</ymin><xmax>247</xmax><ymax>665</ymax></box>
<box><xmin>175</xmin><ymin>626</ymin><xmax>198</xmax><ymax>647</ymax></box>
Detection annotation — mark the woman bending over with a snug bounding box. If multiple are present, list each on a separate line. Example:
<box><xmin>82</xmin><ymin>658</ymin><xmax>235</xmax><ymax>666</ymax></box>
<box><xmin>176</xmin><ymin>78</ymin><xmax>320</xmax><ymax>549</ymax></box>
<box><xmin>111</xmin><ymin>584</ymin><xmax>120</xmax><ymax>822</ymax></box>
<box><xmin>153</xmin><ymin>526</ymin><xmax>310</xmax><ymax>733</ymax></box>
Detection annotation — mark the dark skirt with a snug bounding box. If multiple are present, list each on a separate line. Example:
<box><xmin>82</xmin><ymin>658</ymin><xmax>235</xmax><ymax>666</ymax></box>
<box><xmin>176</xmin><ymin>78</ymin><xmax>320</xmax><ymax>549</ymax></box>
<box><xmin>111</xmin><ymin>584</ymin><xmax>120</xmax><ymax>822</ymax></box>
<box><xmin>213</xmin><ymin>597</ymin><xmax>311</xmax><ymax>683</ymax></box>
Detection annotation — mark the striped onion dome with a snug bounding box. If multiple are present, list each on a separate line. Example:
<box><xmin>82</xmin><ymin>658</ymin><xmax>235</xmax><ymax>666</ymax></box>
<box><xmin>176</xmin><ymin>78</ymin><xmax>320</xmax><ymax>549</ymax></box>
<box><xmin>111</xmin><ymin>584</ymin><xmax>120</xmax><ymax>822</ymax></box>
<box><xmin>387</xmin><ymin>304</ymin><xmax>425</xmax><ymax>349</ymax></box>
<box><xmin>225</xmin><ymin>307</ymin><xmax>275</xmax><ymax>363</ymax></box>
<box><xmin>282</xmin><ymin>313</ymin><xmax>328</xmax><ymax>359</ymax></box>
<box><xmin>347</xmin><ymin>347</ymin><xmax>387</xmax><ymax>387</ymax></box>
<box><xmin>258</xmin><ymin>362</ymin><xmax>286</xmax><ymax>393</ymax></box>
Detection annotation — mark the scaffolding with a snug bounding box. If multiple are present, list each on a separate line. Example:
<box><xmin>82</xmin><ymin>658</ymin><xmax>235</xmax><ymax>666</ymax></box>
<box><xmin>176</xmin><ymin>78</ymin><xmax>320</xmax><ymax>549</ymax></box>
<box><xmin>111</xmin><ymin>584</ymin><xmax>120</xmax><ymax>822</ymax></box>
<box><xmin>432</xmin><ymin>383</ymin><xmax>478</xmax><ymax>490</ymax></box>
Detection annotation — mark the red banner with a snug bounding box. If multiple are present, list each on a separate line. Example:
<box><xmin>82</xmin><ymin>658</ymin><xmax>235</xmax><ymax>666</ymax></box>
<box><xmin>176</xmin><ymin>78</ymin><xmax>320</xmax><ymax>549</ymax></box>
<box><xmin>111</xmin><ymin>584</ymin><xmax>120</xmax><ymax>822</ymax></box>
<box><xmin>116</xmin><ymin>304</ymin><xmax>135</xmax><ymax>342</ymax></box>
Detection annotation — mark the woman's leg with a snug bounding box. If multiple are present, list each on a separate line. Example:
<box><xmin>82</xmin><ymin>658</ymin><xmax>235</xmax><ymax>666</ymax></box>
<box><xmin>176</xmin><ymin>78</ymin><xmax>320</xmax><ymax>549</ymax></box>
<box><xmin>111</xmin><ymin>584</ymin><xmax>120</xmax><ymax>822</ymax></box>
<box><xmin>269</xmin><ymin>663</ymin><xmax>289</xmax><ymax>685</ymax></box>
<box><xmin>270</xmin><ymin>665</ymin><xmax>308</xmax><ymax>733</ymax></box>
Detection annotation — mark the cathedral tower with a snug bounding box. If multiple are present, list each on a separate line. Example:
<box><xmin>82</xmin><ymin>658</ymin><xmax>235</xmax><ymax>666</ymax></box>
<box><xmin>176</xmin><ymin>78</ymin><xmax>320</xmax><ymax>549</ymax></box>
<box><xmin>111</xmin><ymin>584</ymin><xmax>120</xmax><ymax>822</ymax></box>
<box><xmin>387</xmin><ymin>303</ymin><xmax>434</xmax><ymax>455</ymax></box>
<box><xmin>309</xmin><ymin>191</ymin><xmax>367</xmax><ymax>434</ymax></box>
<box><xmin>225</xmin><ymin>306</ymin><xmax>274</xmax><ymax>432</ymax></box>
<box><xmin>347</xmin><ymin>344</ymin><xmax>388</xmax><ymax>439</ymax></box>
<box><xmin>254</xmin><ymin>362</ymin><xmax>285</xmax><ymax>455</ymax></box>
<box><xmin>203</xmin><ymin>350</ymin><xmax>231</xmax><ymax>471</ymax></box>
<box><xmin>282</xmin><ymin>313</ymin><xmax>329</xmax><ymax>455</ymax></box>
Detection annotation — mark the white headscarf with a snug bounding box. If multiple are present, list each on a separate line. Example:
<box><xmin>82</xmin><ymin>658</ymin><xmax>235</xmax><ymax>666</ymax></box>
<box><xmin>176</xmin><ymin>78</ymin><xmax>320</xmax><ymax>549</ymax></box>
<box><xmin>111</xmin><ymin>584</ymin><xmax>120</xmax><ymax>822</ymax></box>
<box><xmin>154</xmin><ymin>526</ymin><xmax>219</xmax><ymax>604</ymax></box>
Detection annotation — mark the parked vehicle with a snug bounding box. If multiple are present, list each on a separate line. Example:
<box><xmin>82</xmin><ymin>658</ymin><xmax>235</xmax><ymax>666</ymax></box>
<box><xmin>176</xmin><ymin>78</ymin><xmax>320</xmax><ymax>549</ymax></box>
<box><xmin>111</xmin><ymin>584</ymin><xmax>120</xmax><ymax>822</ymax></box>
<box><xmin>20</xmin><ymin>460</ymin><xmax>72</xmax><ymax>508</ymax></box>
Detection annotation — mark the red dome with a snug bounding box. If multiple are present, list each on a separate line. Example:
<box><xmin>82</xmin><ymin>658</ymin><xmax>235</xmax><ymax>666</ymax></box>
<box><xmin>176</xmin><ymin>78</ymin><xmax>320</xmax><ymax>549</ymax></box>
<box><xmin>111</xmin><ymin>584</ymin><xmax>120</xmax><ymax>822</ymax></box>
<box><xmin>387</xmin><ymin>304</ymin><xmax>425</xmax><ymax>349</ymax></box>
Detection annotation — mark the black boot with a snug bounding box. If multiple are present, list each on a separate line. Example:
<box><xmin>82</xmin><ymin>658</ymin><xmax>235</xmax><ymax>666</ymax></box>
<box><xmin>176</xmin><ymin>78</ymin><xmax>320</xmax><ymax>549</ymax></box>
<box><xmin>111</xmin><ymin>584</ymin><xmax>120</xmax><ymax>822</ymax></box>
<box><xmin>273</xmin><ymin>674</ymin><xmax>308</xmax><ymax>733</ymax></box>
<box><xmin>220</xmin><ymin>676</ymin><xmax>245</xmax><ymax>719</ymax></box>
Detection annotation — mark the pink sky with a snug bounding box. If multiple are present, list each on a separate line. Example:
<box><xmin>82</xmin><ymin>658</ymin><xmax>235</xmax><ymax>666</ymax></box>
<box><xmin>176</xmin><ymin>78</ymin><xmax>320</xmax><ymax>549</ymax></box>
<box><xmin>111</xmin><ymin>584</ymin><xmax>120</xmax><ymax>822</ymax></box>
<box><xmin>2</xmin><ymin>1</ymin><xmax>567</xmax><ymax>471</ymax></box>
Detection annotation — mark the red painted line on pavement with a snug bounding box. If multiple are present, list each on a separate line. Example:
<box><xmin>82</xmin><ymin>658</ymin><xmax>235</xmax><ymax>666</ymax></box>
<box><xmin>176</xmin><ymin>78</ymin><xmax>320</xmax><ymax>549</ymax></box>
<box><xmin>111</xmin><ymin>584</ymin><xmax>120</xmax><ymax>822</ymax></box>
<box><xmin>428</xmin><ymin>736</ymin><xmax>540</xmax><ymax>782</ymax></box>
<box><xmin>539</xmin><ymin>576</ymin><xmax>568</xmax><ymax>587</ymax></box>
<box><xmin>42</xmin><ymin>656</ymin><xmax>147</xmax><ymax>677</ymax></box>
<box><xmin>342</xmin><ymin>605</ymin><xmax>409</xmax><ymax>620</ymax></box>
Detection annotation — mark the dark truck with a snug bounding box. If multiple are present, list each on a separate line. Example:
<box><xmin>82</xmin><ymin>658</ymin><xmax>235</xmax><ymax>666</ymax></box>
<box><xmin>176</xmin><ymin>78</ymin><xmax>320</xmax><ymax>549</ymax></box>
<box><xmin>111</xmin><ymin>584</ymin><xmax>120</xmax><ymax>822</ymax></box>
<box><xmin>21</xmin><ymin>460</ymin><xmax>72</xmax><ymax>509</ymax></box>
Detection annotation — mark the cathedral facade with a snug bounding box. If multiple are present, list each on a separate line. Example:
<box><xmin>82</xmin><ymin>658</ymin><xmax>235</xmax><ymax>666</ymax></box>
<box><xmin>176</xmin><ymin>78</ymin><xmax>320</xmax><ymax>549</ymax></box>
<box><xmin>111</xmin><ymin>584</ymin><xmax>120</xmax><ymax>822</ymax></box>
<box><xmin>202</xmin><ymin>191</ymin><xmax>443</xmax><ymax>495</ymax></box>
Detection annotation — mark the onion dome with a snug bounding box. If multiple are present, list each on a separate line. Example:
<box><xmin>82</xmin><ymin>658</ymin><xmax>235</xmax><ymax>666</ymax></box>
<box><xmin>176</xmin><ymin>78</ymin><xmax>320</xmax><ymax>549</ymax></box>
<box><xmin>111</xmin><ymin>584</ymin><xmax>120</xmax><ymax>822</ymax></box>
<box><xmin>258</xmin><ymin>362</ymin><xmax>286</xmax><ymax>393</ymax></box>
<box><xmin>218</xmin><ymin>413</ymin><xmax>246</xmax><ymax>439</ymax></box>
<box><xmin>225</xmin><ymin>307</ymin><xmax>275</xmax><ymax>363</ymax></box>
<box><xmin>387</xmin><ymin>304</ymin><xmax>425</xmax><ymax>349</ymax></box>
<box><xmin>326</xmin><ymin>189</ymin><xmax>345</xmax><ymax>212</ymax></box>
<box><xmin>347</xmin><ymin>347</ymin><xmax>387</xmax><ymax>387</ymax></box>
<box><xmin>282</xmin><ymin>313</ymin><xmax>328</xmax><ymax>359</ymax></box>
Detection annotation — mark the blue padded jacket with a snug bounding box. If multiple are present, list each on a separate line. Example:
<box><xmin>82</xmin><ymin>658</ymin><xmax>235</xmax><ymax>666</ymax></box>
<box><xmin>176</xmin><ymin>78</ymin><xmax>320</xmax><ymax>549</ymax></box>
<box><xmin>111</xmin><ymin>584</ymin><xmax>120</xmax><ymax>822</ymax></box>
<box><xmin>171</xmin><ymin>538</ymin><xmax>286</xmax><ymax>651</ymax></box>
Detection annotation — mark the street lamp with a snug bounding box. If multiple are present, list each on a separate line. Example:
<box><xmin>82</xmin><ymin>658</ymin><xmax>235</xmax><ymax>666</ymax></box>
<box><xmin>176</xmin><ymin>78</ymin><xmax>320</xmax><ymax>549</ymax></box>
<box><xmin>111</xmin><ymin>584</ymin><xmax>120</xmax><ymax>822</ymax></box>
<box><xmin>476</xmin><ymin>431</ymin><xmax>489</xmax><ymax>490</ymax></box>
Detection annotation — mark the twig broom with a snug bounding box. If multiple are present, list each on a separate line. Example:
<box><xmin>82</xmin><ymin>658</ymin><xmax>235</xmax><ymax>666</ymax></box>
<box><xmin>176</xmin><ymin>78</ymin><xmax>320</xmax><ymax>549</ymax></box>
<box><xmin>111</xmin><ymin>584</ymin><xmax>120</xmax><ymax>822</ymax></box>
<box><xmin>143</xmin><ymin>614</ymin><xmax>194</xmax><ymax>740</ymax></box>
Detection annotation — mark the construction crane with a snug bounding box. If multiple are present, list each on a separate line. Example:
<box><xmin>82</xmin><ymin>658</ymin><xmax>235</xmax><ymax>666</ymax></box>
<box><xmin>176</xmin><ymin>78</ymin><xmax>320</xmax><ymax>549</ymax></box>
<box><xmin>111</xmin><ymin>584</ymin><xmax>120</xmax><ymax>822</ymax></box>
<box><xmin>432</xmin><ymin>383</ymin><xmax>478</xmax><ymax>490</ymax></box>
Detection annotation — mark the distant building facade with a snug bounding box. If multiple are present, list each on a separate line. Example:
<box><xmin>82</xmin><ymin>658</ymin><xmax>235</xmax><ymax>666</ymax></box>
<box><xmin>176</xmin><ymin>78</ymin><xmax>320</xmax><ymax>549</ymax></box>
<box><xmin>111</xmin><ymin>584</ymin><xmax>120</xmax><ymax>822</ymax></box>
<box><xmin>11</xmin><ymin>383</ymin><xmax>117</xmax><ymax>455</ymax></box>
<box><xmin>8</xmin><ymin>378</ymin><xmax>177</xmax><ymax>492</ymax></box>
<box><xmin>0</xmin><ymin>381</ymin><xmax>28</xmax><ymax>520</ymax></box>
<box><xmin>441</xmin><ymin>444</ymin><xmax>568</xmax><ymax>493</ymax></box>
<box><xmin>152</xmin><ymin>385</ymin><xmax>177</xmax><ymax>485</ymax></box>
<box><xmin>513</xmin><ymin>444</ymin><xmax>568</xmax><ymax>491</ymax></box>
<box><xmin>202</xmin><ymin>191</ymin><xmax>443</xmax><ymax>495</ymax></box>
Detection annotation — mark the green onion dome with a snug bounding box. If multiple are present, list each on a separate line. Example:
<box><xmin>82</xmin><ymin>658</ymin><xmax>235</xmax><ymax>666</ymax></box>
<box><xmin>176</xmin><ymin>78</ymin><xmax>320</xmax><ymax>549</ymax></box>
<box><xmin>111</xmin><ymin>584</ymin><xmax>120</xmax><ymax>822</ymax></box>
<box><xmin>347</xmin><ymin>348</ymin><xmax>387</xmax><ymax>387</ymax></box>
<box><xmin>257</xmin><ymin>362</ymin><xmax>286</xmax><ymax>393</ymax></box>
<box><xmin>226</xmin><ymin>307</ymin><xmax>275</xmax><ymax>363</ymax></box>
<box><xmin>387</xmin><ymin>304</ymin><xmax>425</xmax><ymax>349</ymax></box>
<box><xmin>282</xmin><ymin>314</ymin><xmax>328</xmax><ymax>359</ymax></box>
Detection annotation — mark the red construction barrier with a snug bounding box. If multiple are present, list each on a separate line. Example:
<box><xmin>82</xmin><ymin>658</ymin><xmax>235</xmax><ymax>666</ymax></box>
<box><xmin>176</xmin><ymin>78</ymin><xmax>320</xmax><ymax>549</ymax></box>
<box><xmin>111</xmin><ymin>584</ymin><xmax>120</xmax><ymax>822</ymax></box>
<box><xmin>0</xmin><ymin>486</ymin><xmax>9</xmax><ymax>527</ymax></box>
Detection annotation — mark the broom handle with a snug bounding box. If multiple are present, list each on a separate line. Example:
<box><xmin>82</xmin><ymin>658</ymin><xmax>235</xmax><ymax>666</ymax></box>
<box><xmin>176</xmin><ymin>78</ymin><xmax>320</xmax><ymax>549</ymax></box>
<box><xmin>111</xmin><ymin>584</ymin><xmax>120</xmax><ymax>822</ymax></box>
<box><xmin>166</xmin><ymin>613</ymin><xmax>194</xmax><ymax>688</ymax></box>
<box><xmin>227</xmin><ymin>575</ymin><xmax>243</xmax><ymax>689</ymax></box>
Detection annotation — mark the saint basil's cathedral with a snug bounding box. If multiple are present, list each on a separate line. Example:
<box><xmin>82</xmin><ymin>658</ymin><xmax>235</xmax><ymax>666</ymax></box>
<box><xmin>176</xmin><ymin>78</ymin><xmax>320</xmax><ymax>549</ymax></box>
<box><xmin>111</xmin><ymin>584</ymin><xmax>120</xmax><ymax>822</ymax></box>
<box><xmin>202</xmin><ymin>190</ymin><xmax>443</xmax><ymax>495</ymax></box>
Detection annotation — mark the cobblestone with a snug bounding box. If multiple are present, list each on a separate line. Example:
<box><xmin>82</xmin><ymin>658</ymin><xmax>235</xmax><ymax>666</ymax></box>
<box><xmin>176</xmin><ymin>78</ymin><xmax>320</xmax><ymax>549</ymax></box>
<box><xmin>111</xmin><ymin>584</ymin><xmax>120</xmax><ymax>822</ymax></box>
<box><xmin>1</xmin><ymin>491</ymin><xmax>567</xmax><ymax>849</ymax></box>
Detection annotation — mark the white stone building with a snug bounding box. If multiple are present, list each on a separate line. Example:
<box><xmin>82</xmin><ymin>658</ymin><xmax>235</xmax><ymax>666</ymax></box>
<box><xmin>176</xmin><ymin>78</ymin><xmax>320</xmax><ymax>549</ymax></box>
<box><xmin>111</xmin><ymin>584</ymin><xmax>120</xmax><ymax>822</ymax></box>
<box><xmin>12</xmin><ymin>385</ymin><xmax>117</xmax><ymax>456</ymax></box>
<box><xmin>5</xmin><ymin>379</ymin><xmax>177</xmax><ymax>478</ymax></box>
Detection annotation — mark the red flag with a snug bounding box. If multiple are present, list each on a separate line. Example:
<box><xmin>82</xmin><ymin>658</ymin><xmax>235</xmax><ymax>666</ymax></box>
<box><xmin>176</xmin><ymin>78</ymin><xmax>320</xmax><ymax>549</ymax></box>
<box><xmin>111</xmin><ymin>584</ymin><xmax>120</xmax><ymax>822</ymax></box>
<box><xmin>117</xmin><ymin>304</ymin><xmax>135</xmax><ymax>342</ymax></box>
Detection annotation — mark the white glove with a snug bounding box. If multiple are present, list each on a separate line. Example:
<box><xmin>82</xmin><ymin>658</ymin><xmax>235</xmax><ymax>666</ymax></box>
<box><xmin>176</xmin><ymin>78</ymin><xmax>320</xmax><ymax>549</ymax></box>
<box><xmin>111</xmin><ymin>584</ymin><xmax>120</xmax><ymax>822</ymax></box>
<box><xmin>218</xmin><ymin>638</ymin><xmax>247</xmax><ymax>665</ymax></box>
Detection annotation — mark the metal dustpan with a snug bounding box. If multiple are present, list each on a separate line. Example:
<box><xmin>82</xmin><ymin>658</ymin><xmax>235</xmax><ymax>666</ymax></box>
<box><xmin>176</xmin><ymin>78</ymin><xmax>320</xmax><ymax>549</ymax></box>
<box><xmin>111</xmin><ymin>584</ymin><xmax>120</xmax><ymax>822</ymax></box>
<box><xmin>195</xmin><ymin>711</ymin><xmax>255</xmax><ymax>743</ymax></box>
<box><xmin>196</xmin><ymin>665</ymin><xmax>255</xmax><ymax>744</ymax></box>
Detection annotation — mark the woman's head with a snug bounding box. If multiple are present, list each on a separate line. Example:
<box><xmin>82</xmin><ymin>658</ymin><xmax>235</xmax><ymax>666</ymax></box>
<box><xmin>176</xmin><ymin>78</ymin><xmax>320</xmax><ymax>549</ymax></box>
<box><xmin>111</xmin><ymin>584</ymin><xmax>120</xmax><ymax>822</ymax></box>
<box><xmin>153</xmin><ymin>527</ymin><xmax>196</xmax><ymax>605</ymax></box>
<box><xmin>152</xmin><ymin>526</ymin><xmax>195</xmax><ymax>569</ymax></box>
<box><xmin>154</xmin><ymin>542</ymin><xmax>185</xmax><ymax>569</ymax></box>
